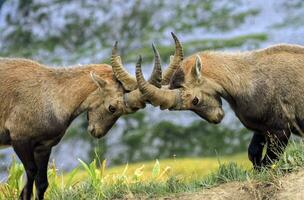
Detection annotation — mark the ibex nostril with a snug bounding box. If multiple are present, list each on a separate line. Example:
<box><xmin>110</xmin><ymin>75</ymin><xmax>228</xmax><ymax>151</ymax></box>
<box><xmin>88</xmin><ymin>125</ymin><xmax>95</xmax><ymax>135</ymax></box>
<box><xmin>217</xmin><ymin>110</ymin><xmax>224</xmax><ymax>120</ymax></box>
<box><xmin>217</xmin><ymin>112</ymin><xmax>222</xmax><ymax>119</ymax></box>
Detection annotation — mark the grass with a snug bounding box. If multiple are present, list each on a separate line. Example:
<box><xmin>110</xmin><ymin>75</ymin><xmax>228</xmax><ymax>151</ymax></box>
<box><xmin>71</xmin><ymin>153</ymin><xmax>250</xmax><ymax>183</ymax></box>
<box><xmin>1</xmin><ymin>140</ymin><xmax>304</xmax><ymax>199</ymax></box>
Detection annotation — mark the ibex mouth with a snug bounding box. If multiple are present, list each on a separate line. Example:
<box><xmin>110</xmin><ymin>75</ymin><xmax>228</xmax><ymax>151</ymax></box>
<box><xmin>194</xmin><ymin>109</ymin><xmax>224</xmax><ymax>124</ymax></box>
<box><xmin>88</xmin><ymin>125</ymin><xmax>96</xmax><ymax>136</ymax></box>
<box><xmin>88</xmin><ymin>127</ymin><xmax>104</xmax><ymax>139</ymax></box>
<box><xmin>209</xmin><ymin>118</ymin><xmax>222</xmax><ymax>124</ymax></box>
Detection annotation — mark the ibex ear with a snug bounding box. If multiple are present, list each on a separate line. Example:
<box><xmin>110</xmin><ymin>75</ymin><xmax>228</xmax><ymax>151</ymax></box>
<box><xmin>90</xmin><ymin>71</ymin><xmax>107</xmax><ymax>88</ymax></box>
<box><xmin>192</xmin><ymin>55</ymin><xmax>202</xmax><ymax>79</ymax></box>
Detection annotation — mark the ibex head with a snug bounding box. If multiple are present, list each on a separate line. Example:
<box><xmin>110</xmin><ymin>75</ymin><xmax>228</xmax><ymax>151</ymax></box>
<box><xmin>135</xmin><ymin>33</ymin><xmax>224</xmax><ymax>124</ymax></box>
<box><xmin>87</xmin><ymin>42</ymin><xmax>161</xmax><ymax>138</ymax></box>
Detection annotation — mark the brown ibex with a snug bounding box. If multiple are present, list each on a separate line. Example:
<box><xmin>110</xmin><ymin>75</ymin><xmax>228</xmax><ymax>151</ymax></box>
<box><xmin>137</xmin><ymin>34</ymin><xmax>304</xmax><ymax>169</ymax></box>
<box><xmin>0</xmin><ymin>42</ymin><xmax>170</xmax><ymax>200</ymax></box>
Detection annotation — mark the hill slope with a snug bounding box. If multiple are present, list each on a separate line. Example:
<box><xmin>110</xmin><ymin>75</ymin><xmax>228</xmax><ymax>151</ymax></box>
<box><xmin>169</xmin><ymin>169</ymin><xmax>304</xmax><ymax>200</ymax></box>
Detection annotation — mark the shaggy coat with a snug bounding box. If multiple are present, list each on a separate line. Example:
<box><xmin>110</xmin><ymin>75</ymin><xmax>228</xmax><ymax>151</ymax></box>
<box><xmin>0</xmin><ymin>58</ymin><xmax>125</xmax><ymax>200</ymax></box>
<box><xmin>134</xmin><ymin>42</ymin><xmax>304</xmax><ymax>168</ymax></box>
<box><xmin>170</xmin><ymin>44</ymin><xmax>304</xmax><ymax>168</ymax></box>
<box><xmin>0</xmin><ymin>58</ymin><xmax>115</xmax><ymax>143</ymax></box>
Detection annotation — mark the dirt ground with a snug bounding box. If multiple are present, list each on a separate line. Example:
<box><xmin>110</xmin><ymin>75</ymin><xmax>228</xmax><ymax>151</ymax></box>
<box><xmin>161</xmin><ymin>169</ymin><xmax>304</xmax><ymax>200</ymax></box>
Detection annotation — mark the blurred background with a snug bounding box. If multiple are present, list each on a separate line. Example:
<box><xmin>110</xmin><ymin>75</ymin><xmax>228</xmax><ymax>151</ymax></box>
<box><xmin>0</xmin><ymin>0</ymin><xmax>303</xmax><ymax>179</ymax></box>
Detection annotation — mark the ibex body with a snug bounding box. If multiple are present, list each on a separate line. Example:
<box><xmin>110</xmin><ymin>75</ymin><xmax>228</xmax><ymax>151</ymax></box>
<box><xmin>0</xmin><ymin>58</ymin><xmax>122</xmax><ymax>200</ymax></box>
<box><xmin>0</xmin><ymin>45</ymin><xmax>160</xmax><ymax>200</ymax></box>
<box><xmin>0</xmin><ymin>59</ymin><xmax>113</xmax><ymax>143</ymax></box>
<box><xmin>137</xmin><ymin>39</ymin><xmax>304</xmax><ymax>169</ymax></box>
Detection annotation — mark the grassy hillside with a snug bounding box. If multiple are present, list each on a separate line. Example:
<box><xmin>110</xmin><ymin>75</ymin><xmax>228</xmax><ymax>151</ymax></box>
<box><xmin>1</xmin><ymin>141</ymin><xmax>304</xmax><ymax>199</ymax></box>
<box><xmin>72</xmin><ymin>153</ymin><xmax>250</xmax><ymax>183</ymax></box>
<box><xmin>107</xmin><ymin>153</ymin><xmax>251</xmax><ymax>178</ymax></box>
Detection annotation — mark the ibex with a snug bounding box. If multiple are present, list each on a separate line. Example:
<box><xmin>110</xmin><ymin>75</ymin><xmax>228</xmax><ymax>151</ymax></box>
<box><xmin>137</xmin><ymin>34</ymin><xmax>304</xmax><ymax>169</ymax></box>
<box><xmin>0</xmin><ymin>40</ymin><xmax>180</xmax><ymax>200</ymax></box>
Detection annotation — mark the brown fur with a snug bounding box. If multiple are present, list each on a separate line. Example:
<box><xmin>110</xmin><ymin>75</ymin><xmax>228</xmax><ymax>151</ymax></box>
<box><xmin>169</xmin><ymin>44</ymin><xmax>304</xmax><ymax>167</ymax></box>
<box><xmin>0</xmin><ymin>57</ymin><xmax>144</xmax><ymax>199</ymax></box>
<box><xmin>171</xmin><ymin>44</ymin><xmax>304</xmax><ymax>129</ymax></box>
<box><xmin>0</xmin><ymin>58</ymin><xmax>124</xmax><ymax>143</ymax></box>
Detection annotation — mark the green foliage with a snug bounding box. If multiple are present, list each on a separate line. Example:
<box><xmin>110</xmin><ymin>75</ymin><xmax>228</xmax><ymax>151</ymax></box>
<box><xmin>78</xmin><ymin>158</ymin><xmax>105</xmax><ymax>198</ymax></box>
<box><xmin>151</xmin><ymin>159</ymin><xmax>160</xmax><ymax>179</ymax></box>
<box><xmin>0</xmin><ymin>156</ymin><xmax>25</xmax><ymax>199</ymax></box>
<box><xmin>65</xmin><ymin>166</ymin><xmax>80</xmax><ymax>189</ymax></box>
<box><xmin>46</xmin><ymin>159</ymin><xmax>175</xmax><ymax>199</ymax></box>
<box><xmin>274</xmin><ymin>140</ymin><xmax>304</xmax><ymax>171</ymax></box>
<box><xmin>126</xmin><ymin>33</ymin><xmax>267</xmax><ymax>64</ymax></box>
<box><xmin>61</xmin><ymin>108</ymin><xmax>250</xmax><ymax>166</ymax></box>
<box><xmin>200</xmin><ymin>162</ymin><xmax>248</xmax><ymax>188</ymax></box>
<box><xmin>112</xmin><ymin>111</ymin><xmax>251</xmax><ymax>165</ymax></box>
<box><xmin>47</xmin><ymin>160</ymin><xmax>59</xmax><ymax>192</ymax></box>
<box><xmin>111</xmin><ymin>111</ymin><xmax>149</xmax><ymax>164</ymax></box>
<box><xmin>1</xmin><ymin>141</ymin><xmax>304</xmax><ymax>199</ymax></box>
<box><xmin>0</xmin><ymin>0</ymin><xmax>264</xmax><ymax>64</ymax></box>
<box><xmin>63</xmin><ymin>114</ymin><xmax>108</xmax><ymax>163</ymax></box>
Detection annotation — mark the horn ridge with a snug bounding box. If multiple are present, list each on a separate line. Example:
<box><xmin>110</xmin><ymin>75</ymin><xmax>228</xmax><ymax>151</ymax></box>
<box><xmin>111</xmin><ymin>42</ymin><xmax>138</xmax><ymax>91</ymax></box>
<box><xmin>148</xmin><ymin>43</ymin><xmax>162</xmax><ymax>88</ymax></box>
<box><xmin>162</xmin><ymin>32</ymin><xmax>184</xmax><ymax>85</ymax></box>
<box><xmin>171</xmin><ymin>32</ymin><xmax>184</xmax><ymax>61</ymax></box>
<box><xmin>136</xmin><ymin>56</ymin><xmax>179</xmax><ymax>108</ymax></box>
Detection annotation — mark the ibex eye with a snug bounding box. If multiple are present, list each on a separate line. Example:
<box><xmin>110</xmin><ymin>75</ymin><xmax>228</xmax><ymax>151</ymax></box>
<box><xmin>192</xmin><ymin>97</ymin><xmax>199</xmax><ymax>105</ymax></box>
<box><xmin>108</xmin><ymin>105</ymin><xmax>116</xmax><ymax>113</ymax></box>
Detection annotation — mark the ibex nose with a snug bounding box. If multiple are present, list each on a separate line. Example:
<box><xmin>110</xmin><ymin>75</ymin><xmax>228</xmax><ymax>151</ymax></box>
<box><xmin>216</xmin><ymin>110</ymin><xmax>224</xmax><ymax>122</ymax></box>
<box><xmin>88</xmin><ymin>125</ymin><xmax>95</xmax><ymax>135</ymax></box>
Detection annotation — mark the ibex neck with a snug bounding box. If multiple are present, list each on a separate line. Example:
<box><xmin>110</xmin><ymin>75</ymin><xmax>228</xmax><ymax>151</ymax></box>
<box><xmin>48</xmin><ymin>67</ymin><xmax>99</xmax><ymax>122</ymax></box>
<box><xmin>202</xmin><ymin>52</ymin><xmax>252</xmax><ymax>105</ymax></box>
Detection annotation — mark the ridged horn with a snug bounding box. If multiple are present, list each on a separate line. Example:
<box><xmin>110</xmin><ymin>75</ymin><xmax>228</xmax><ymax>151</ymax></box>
<box><xmin>111</xmin><ymin>42</ymin><xmax>162</xmax><ymax>91</ymax></box>
<box><xmin>136</xmin><ymin>55</ymin><xmax>179</xmax><ymax>110</ymax></box>
<box><xmin>162</xmin><ymin>32</ymin><xmax>184</xmax><ymax>85</ymax></box>
<box><xmin>111</xmin><ymin>41</ymin><xmax>137</xmax><ymax>91</ymax></box>
<box><xmin>148</xmin><ymin>43</ymin><xmax>162</xmax><ymax>88</ymax></box>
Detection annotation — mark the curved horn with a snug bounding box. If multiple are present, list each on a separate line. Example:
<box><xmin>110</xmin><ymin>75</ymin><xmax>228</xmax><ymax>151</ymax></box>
<box><xmin>136</xmin><ymin>55</ymin><xmax>180</xmax><ymax>110</ymax></box>
<box><xmin>120</xmin><ymin>53</ymin><xmax>163</xmax><ymax>110</ymax></box>
<box><xmin>111</xmin><ymin>42</ymin><xmax>137</xmax><ymax>91</ymax></box>
<box><xmin>162</xmin><ymin>32</ymin><xmax>184</xmax><ymax>85</ymax></box>
<box><xmin>122</xmin><ymin>57</ymin><xmax>146</xmax><ymax>110</ymax></box>
<box><xmin>123</xmin><ymin>89</ymin><xmax>145</xmax><ymax>110</ymax></box>
<box><xmin>148</xmin><ymin>43</ymin><xmax>162</xmax><ymax>88</ymax></box>
<box><xmin>111</xmin><ymin>42</ymin><xmax>162</xmax><ymax>91</ymax></box>
<box><xmin>121</xmin><ymin>55</ymin><xmax>161</xmax><ymax>110</ymax></box>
